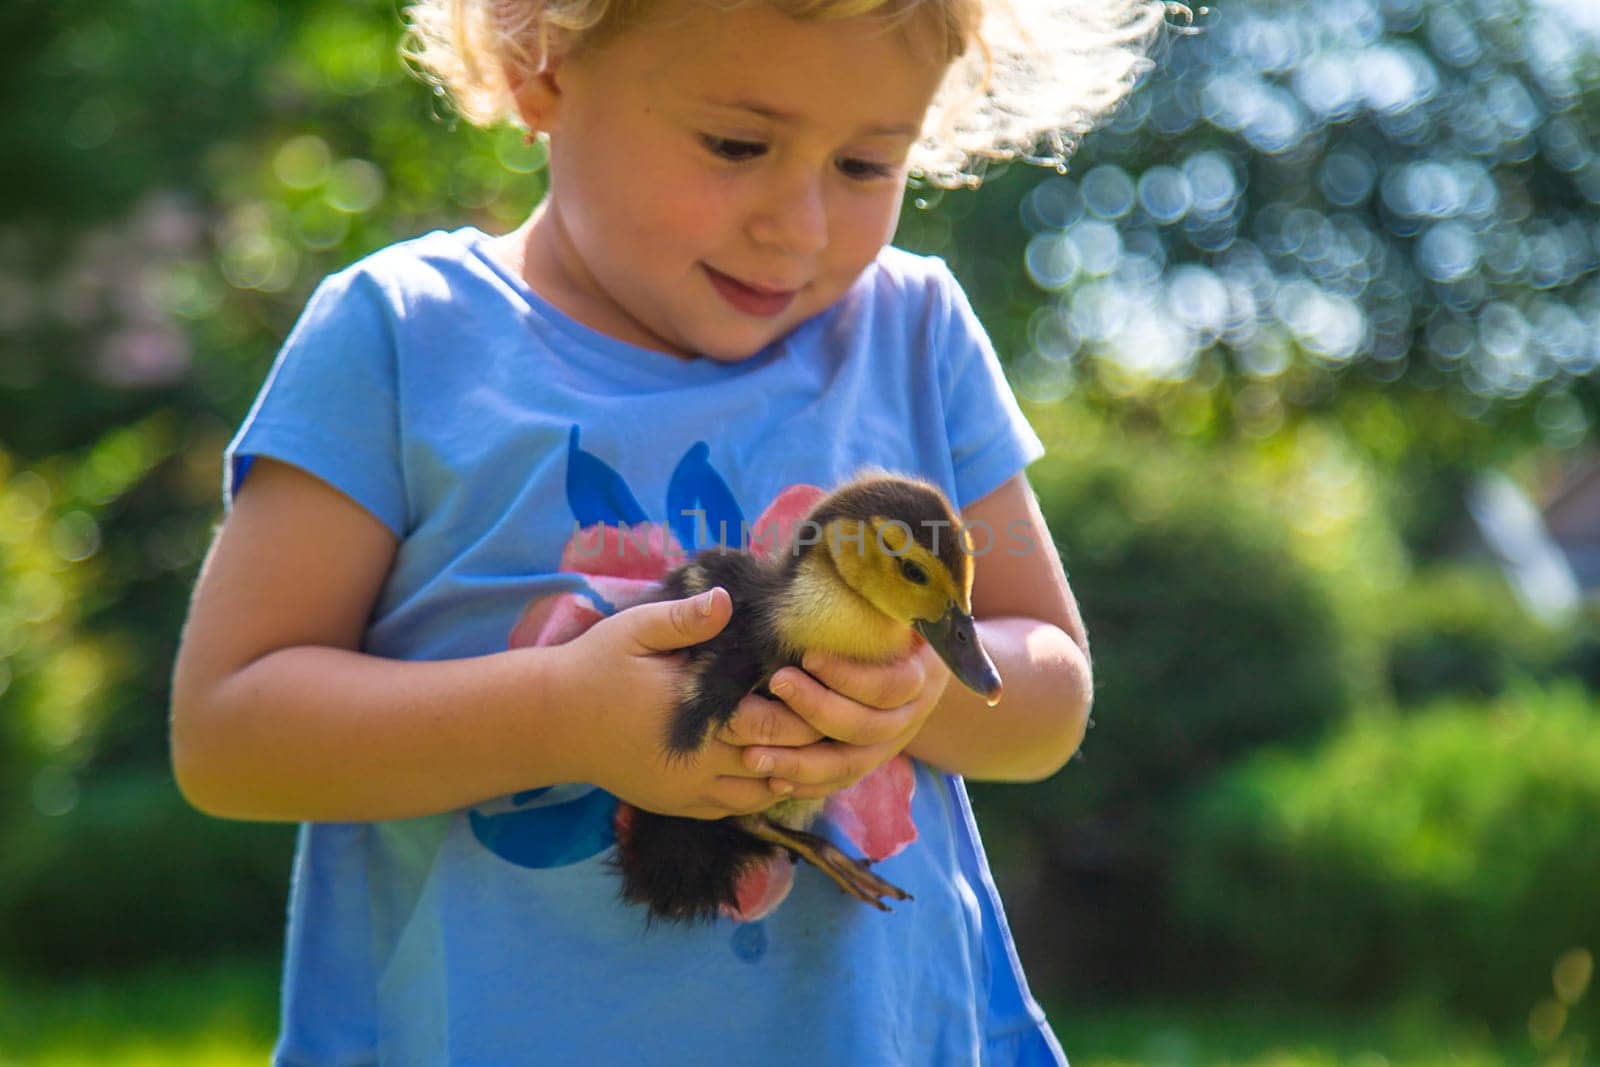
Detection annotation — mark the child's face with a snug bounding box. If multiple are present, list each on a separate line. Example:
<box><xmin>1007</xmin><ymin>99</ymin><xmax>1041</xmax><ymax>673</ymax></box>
<box><xmin>525</xmin><ymin>0</ymin><xmax>950</xmax><ymax>362</ymax></box>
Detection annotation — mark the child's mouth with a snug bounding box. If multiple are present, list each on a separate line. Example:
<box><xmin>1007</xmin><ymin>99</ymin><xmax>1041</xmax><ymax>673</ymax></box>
<box><xmin>704</xmin><ymin>266</ymin><xmax>798</xmax><ymax>318</ymax></box>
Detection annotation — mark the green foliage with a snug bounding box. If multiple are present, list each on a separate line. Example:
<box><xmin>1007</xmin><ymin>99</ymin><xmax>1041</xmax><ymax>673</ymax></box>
<box><xmin>1049</xmin><ymin>997</ymin><xmax>1517</xmax><ymax>1067</ymax></box>
<box><xmin>1037</xmin><ymin>442</ymin><xmax>1354</xmax><ymax>818</ymax></box>
<box><xmin>0</xmin><ymin>423</ymin><xmax>183</xmax><ymax>797</ymax></box>
<box><xmin>0</xmin><ymin>772</ymin><xmax>294</xmax><ymax>976</ymax></box>
<box><xmin>1174</xmin><ymin>682</ymin><xmax>1600</xmax><ymax>1027</ymax></box>
<box><xmin>0</xmin><ymin>958</ymin><xmax>278</xmax><ymax>1066</ymax></box>
<box><xmin>972</xmin><ymin>432</ymin><xmax>1361</xmax><ymax>992</ymax></box>
<box><xmin>0</xmin><ymin>4</ymin><xmax>514</xmax><ymax>981</ymax></box>
<box><xmin>1379</xmin><ymin>565</ymin><xmax>1578</xmax><ymax>706</ymax></box>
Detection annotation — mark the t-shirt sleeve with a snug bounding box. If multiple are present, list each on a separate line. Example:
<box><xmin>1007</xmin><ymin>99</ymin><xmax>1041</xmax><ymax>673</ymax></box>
<box><xmin>930</xmin><ymin>262</ymin><xmax>1046</xmax><ymax>509</ymax></box>
<box><xmin>224</xmin><ymin>268</ymin><xmax>408</xmax><ymax>536</ymax></box>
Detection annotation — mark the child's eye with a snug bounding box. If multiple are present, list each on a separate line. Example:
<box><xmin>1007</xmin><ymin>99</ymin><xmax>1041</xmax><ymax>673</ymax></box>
<box><xmin>837</xmin><ymin>157</ymin><xmax>897</xmax><ymax>181</ymax></box>
<box><xmin>701</xmin><ymin>135</ymin><xmax>767</xmax><ymax>162</ymax></box>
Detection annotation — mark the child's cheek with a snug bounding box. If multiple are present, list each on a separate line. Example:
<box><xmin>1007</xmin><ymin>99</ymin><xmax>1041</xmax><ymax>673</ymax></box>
<box><xmin>846</xmin><ymin>192</ymin><xmax>904</xmax><ymax>253</ymax></box>
<box><xmin>640</xmin><ymin>169</ymin><xmax>741</xmax><ymax>247</ymax></box>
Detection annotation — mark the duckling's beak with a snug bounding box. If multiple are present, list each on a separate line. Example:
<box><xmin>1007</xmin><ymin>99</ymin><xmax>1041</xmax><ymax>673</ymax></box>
<box><xmin>914</xmin><ymin>608</ymin><xmax>1003</xmax><ymax>706</ymax></box>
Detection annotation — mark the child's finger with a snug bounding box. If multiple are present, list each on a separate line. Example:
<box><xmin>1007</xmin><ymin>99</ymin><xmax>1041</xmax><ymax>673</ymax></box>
<box><xmin>768</xmin><ymin>667</ymin><xmax>911</xmax><ymax>748</ymax></box>
<box><xmin>767</xmin><ymin>778</ymin><xmax>823</xmax><ymax>800</ymax></box>
<box><xmin>715</xmin><ymin>693</ymin><xmax>824</xmax><ymax>749</ymax></box>
<box><xmin>703</xmin><ymin>738</ymin><xmax>788</xmax><ymax>780</ymax></box>
<box><xmin>798</xmin><ymin>650</ymin><xmax>926</xmax><ymax>711</ymax></box>
<box><xmin>626</xmin><ymin>587</ymin><xmax>730</xmax><ymax>653</ymax></box>
<box><xmin>745</xmin><ymin>739</ymin><xmax>895</xmax><ymax>790</ymax></box>
<box><xmin>705</xmin><ymin>775</ymin><xmax>784</xmax><ymax>816</ymax></box>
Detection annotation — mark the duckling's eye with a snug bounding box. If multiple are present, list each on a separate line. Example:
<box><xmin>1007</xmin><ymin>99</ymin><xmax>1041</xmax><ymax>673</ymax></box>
<box><xmin>899</xmin><ymin>560</ymin><xmax>928</xmax><ymax>585</ymax></box>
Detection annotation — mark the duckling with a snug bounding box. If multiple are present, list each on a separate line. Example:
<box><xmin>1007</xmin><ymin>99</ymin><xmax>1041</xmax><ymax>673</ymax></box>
<box><xmin>616</xmin><ymin>473</ymin><xmax>1003</xmax><ymax>922</ymax></box>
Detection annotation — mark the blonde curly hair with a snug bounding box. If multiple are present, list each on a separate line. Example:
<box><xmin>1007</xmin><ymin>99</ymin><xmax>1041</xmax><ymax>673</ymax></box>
<box><xmin>402</xmin><ymin>0</ymin><xmax>1171</xmax><ymax>187</ymax></box>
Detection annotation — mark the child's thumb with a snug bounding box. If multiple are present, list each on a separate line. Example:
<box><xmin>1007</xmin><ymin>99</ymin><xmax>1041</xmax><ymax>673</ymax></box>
<box><xmin>631</xmin><ymin>587</ymin><xmax>730</xmax><ymax>653</ymax></box>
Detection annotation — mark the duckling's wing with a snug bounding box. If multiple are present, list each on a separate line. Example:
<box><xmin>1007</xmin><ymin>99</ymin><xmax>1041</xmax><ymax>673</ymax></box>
<box><xmin>656</xmin><ymin>548</ymin><xmax>788</xmax><ymax>757</ymax></box>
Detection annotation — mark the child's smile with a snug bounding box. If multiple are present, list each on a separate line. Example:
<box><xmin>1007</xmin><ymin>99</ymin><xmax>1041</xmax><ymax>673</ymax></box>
<box><xmin>499</xmin><ymin>0</ymin><xmax>950</xmax><ymax>362</ymax></box>
<box><xmin>702</xmin><ymin>266</ymin><xmax>798</xmax><ymax>319</ymax></box>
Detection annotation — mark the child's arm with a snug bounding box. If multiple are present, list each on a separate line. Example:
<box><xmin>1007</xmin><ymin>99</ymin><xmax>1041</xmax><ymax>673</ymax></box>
<box><xmin>901</xmin><ymin>472</ymin><xmax>1090</xmax><ymax>780</ymax></box>
<box><xmin>737</xmin><ymin>473</ymin><xmax>1090</xmax><ymax>792</ymax></box>
<box><xmin>170</xmin><ymin>458</ymin><xmax>820</xmax><ymax>823</ymax></box>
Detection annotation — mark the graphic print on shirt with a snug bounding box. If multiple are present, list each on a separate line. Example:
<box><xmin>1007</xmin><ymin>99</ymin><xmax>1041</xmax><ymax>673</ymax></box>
<box><xmin>468</xmin><ymin>427</ymin><xmax>747</xmax><ymax>871</ymax></box>
<box><xmin>468</xmin><ymin>426</ymin><xmax>918</xmax><ymax>920</ymax></box>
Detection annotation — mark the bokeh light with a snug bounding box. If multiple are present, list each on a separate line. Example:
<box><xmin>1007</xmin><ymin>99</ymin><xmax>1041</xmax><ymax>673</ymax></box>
<box><xmin>1014</xmin><ymin>0</ymin><xmax>1600</xmax><ymax>409</ymax></box>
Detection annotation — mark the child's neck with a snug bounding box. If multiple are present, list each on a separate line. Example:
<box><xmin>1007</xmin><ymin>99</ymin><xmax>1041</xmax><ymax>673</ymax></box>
<box><xmin>490</xmin><ymin>206</ymin><xmax>700</xmax><ymax>362</ymax></box>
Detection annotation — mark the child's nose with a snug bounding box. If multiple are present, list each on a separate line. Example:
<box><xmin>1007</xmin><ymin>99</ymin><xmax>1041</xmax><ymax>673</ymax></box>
<box><xmin>749</xmin><ymin>174</ymin><xmax>829</xmax><ymax>256</ymax></box>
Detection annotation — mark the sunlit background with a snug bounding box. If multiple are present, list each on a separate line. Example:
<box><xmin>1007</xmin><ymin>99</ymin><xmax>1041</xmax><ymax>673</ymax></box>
<box><xmin>2</xmin><ymin>0</ymin><xmax>1598</xmax><ymax>1063</ymax></box>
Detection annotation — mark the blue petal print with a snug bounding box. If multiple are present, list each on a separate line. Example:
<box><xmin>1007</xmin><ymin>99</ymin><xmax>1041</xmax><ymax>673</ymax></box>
<box><xmin>566</xmin><ymin>426</ymin><xmax>649</xmax><ymax>528</ymax></box>
<box><xmin>468</xmin><ymin>785</ymin><xmax>618</xmax><ymax>868</ymax></box>
<box><xmin>667</xmin><ymin>442</ymin><xmax>746</xmax><ymax>553</ymax></box>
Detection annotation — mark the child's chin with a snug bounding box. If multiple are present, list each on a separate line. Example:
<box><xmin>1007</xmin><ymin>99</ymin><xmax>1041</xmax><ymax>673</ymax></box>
<box><xmin>694</xmin><ymin>334</ymin><xmax>781</xmax><ymax>364</ymax></box>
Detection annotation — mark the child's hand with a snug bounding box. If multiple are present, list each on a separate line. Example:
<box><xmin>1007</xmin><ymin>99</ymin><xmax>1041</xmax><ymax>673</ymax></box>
<box><xmin>557</xmin><ymin>588</ymin><xmax>820</xmax><ymax>821</ymax></box>
<box><xmin>743</xmin><ymin>641</ymin><xmax>952</xmax><ymax>801</ymax></box>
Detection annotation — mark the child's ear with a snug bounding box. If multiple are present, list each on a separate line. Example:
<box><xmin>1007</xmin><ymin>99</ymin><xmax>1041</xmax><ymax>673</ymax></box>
<box><xmin>505</xmin><ymin>58</ymin><xmax>565</xmax><ymax>135</ymax></box>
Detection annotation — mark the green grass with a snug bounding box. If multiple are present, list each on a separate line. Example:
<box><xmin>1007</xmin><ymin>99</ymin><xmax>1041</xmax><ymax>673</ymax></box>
<box><xmin>1048</xmin><ymin>997</ymin><xmax>1587</xmax><ymax>1067</ymax></box>
<box><xmin>0</xmin><ymin>962</ymin><xmax>1589</xmax><ymax>1065</ymax></box>
<box><xmin>0</xmin><ymin>959</ymin><xmax>278</xmax><ymax>1067</ymax></box>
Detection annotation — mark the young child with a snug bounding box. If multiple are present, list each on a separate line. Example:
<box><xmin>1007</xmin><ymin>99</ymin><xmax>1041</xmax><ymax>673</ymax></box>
<box><xmin>171</xmin><ymin>0</ymin><xmax>1161</xmax><ymax>1061</ymax></box>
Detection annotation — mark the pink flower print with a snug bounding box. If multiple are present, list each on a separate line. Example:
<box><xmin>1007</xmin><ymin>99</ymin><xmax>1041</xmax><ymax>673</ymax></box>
<box><xmin>823</xmin><ymin>756</ymin><xmax>918</xmax><ymax>863</ymax></box>
<box><xmin>728</xmin><ymin>850</ymin><xmax>797</xmax><ymax>921</ymax></box>
<box><xmin>507</xmin><ymin>521</ymin><xmax>686</xmax><ymax>648</ymax></box>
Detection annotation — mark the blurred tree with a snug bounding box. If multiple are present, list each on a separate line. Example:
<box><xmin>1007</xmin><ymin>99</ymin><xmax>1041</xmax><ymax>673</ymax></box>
<box><xmin>0</xmin><ymin>0</ymin><xmax>540</xmax><ymax>791</ymax></box>
<box><xmin>908</xmin><ymin>0</ymin><xmax>1600</xmax><ymax>549</ymax></box>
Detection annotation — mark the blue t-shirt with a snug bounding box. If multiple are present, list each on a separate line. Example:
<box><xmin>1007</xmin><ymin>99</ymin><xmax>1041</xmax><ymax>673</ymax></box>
<box><xmin>228</xmin><ymin>227</ymin><xmax>1061</xmax><ymax>1066</ymax></box>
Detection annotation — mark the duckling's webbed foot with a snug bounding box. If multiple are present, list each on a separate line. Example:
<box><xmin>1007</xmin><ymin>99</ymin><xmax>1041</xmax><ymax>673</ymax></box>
<box><xmin>734</xmin><ymin>815</ymin><xmax>913</xmax><ymax>912</ymax></box>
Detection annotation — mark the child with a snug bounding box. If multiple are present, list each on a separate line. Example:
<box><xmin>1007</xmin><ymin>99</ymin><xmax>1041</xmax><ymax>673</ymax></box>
<box><xmin>171</xmin><ymin>0</ymin><xmax>1161</xmax><ymax>1061</ymax></box>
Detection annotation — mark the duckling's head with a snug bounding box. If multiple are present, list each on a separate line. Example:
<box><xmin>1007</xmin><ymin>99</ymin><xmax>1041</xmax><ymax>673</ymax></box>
<box><xmin>803</xmin><ymin>475</ymin><xmax>1003</xmax><ymax>705</ymax></box>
